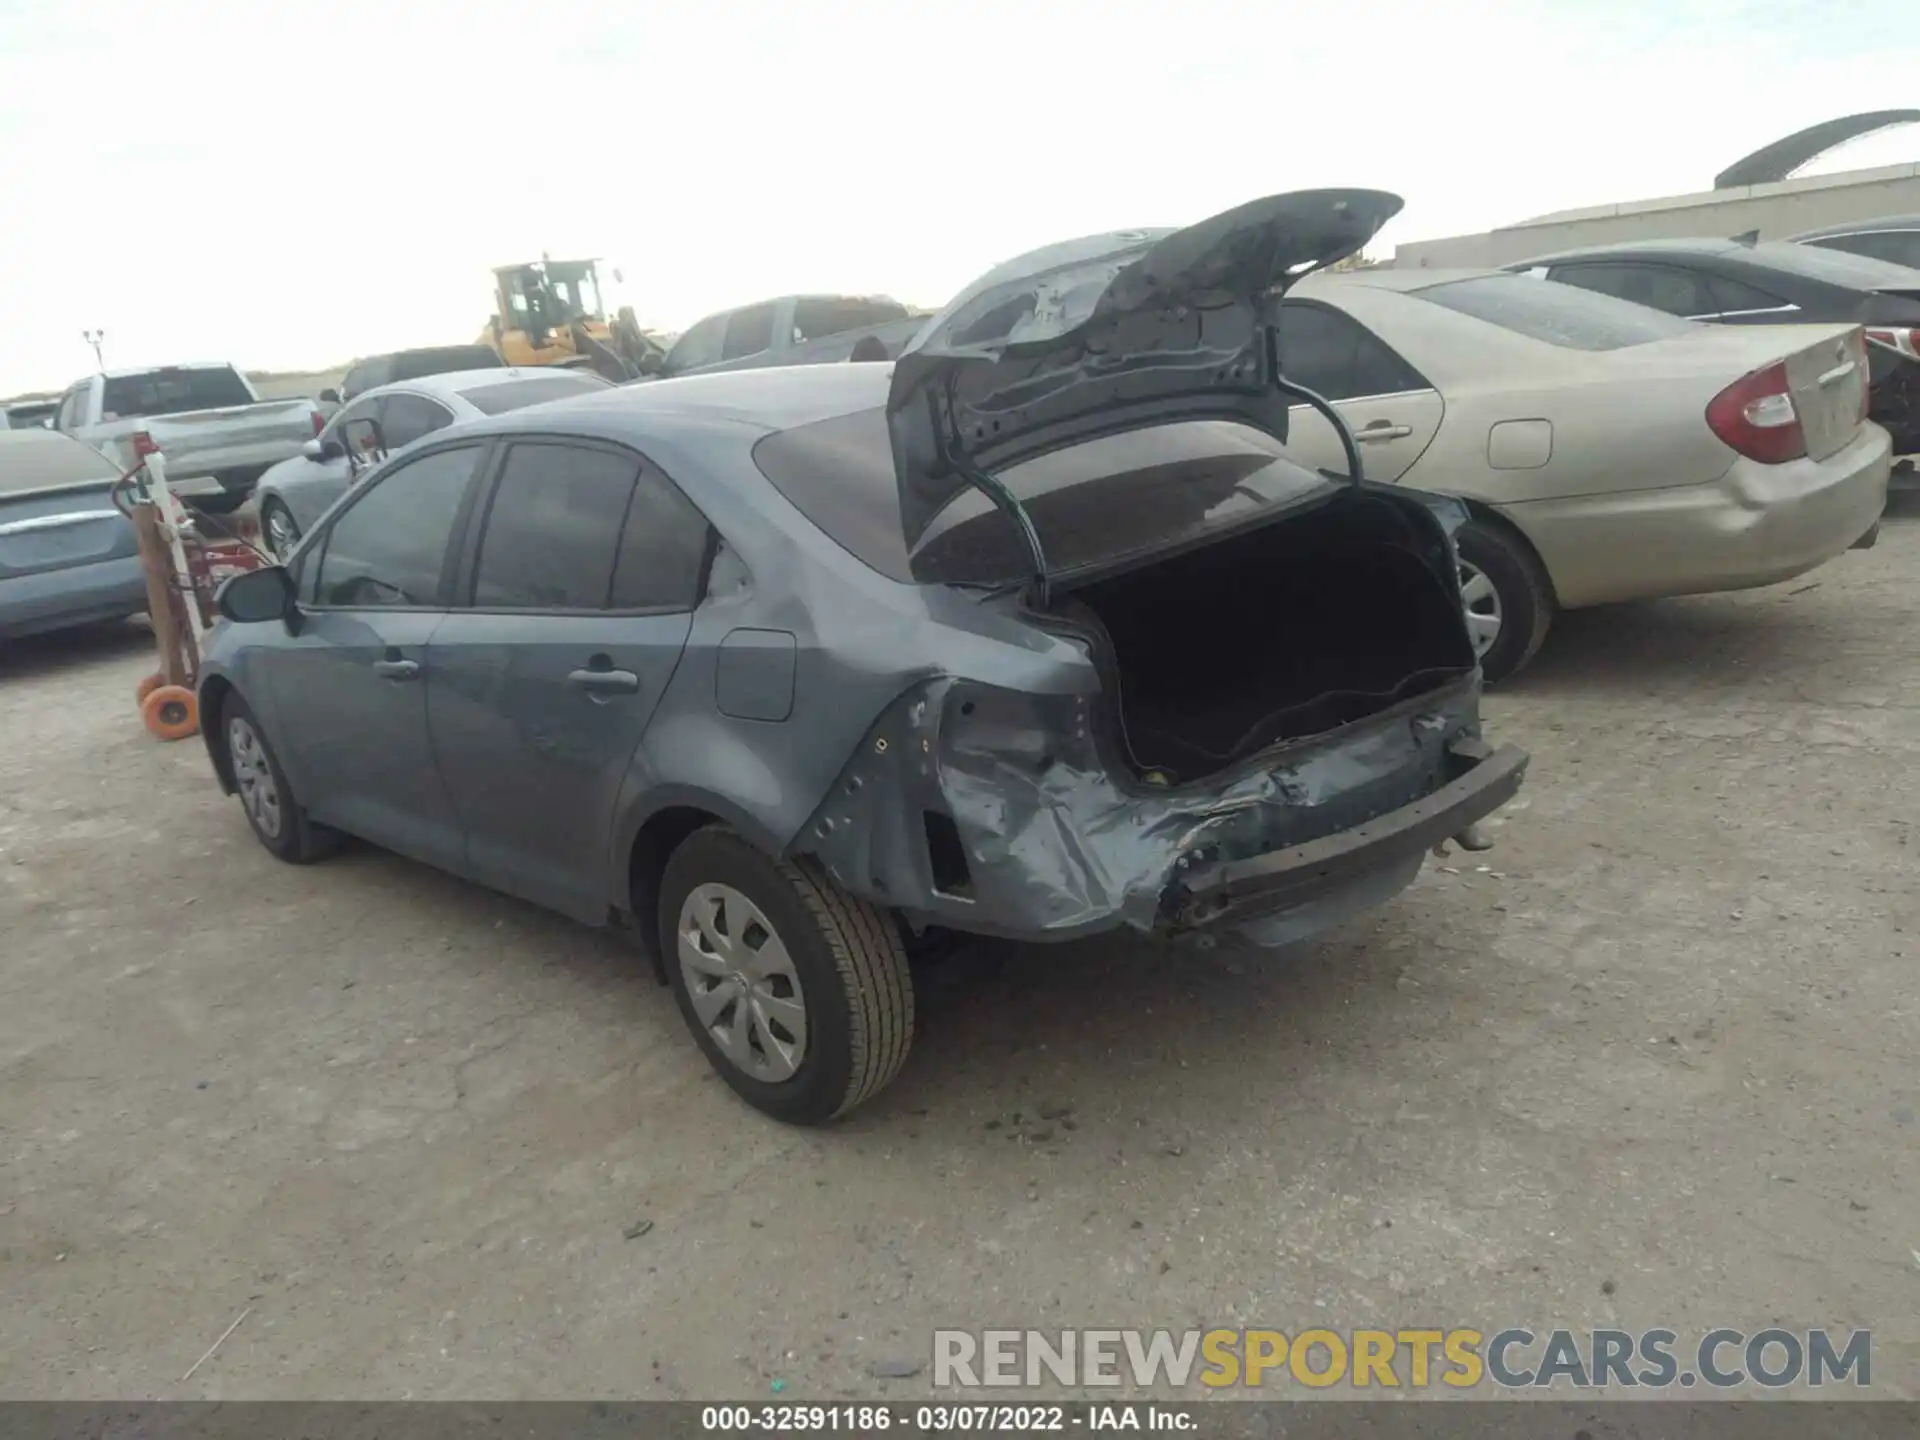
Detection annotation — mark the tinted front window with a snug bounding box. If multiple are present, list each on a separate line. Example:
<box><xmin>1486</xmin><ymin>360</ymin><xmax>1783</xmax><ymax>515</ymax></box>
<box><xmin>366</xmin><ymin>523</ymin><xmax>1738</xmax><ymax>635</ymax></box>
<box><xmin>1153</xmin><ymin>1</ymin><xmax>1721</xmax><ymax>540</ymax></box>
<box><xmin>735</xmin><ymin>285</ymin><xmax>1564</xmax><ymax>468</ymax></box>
<box><xmin>723</xmin><ymin>303</ymin><xmax>777</xmax><ymax>360</ymax></box>
<box><xmin>320</xmin><ymin>395</ymin><xmax>384</xmax><ymax>450</ymax></box>
<box><xmin>1805</xmin><ymin>230</ymin><xmax>1920</xmax><ymax>271</ymax></box>
<box><xmin>1420</xmin><ymin>275</ymin><xmax>1694</xmax><ymax>349</ymax></box>
<box><xmin>1276</xmin><ymin>302</ymin><xmax>1428</xmax><ymax>400</ymax></box>
<box><xmin>461</xmin><ymin>372</ymin><xmax>610</xmax><ymax>415</ymax></box>
<box><xmin>472</xmin><ymin>443</ymin><xmax>639</xmax><ymax>608</ymax></box>
<box><xmin>753</xmin><ymin>411</ymin><xmax>1331</xmax><ymax>586</ymax></box>
<box><xmin>315</xmin><ymin>446</ymin><xmax>482</xmax><ymax>607</ymax></box>
<box><xmin>101</xmin><ymin>366</ymin><xmax>252</xmax><ymax>419</ymax></box>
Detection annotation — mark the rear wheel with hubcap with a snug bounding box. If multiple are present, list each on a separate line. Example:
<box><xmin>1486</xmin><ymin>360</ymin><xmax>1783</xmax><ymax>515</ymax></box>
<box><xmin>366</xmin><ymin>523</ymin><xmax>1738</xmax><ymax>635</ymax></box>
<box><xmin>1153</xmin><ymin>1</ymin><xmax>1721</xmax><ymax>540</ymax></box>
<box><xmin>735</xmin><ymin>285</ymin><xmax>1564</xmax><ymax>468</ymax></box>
<box><xmin>1453</xmin><ymin>518</ymin><xmax>1554</xmax><ymax>685</ymax></box>
<box><xmin>659</xmin><ymin>825</ymin><xmax>914</xmax><ymax>1124</ymax></box>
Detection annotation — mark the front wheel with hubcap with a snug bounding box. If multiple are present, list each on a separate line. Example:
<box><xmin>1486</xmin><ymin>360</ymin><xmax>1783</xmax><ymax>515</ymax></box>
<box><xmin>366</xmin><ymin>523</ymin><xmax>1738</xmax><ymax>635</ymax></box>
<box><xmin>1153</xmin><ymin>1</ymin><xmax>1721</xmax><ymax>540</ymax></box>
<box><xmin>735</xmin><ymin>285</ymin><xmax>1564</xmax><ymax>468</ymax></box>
<box><xmin>1453</xmin><ymin>518</ymin><xmax>1555</xmax><ymax>685</ymax></box>
<box><xmin>221</xmin><ymin>693</ymin><xmax>341</xmax><ymax>863</ymax></box>
<box><xmin>260</xmin><ymin>499</ymin><xmax>301</xmax><ymax>561</ymax></box>
<box><xmin>659</xmin><ymin>825</ymin><xmax>913</xmax><ymax>1124</ymax></box>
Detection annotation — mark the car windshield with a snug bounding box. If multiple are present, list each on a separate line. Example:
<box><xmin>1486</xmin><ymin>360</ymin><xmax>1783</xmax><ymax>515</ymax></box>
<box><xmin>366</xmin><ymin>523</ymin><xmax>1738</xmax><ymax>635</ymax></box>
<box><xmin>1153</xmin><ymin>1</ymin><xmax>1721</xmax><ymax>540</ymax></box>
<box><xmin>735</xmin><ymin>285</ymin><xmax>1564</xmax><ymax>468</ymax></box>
<box><xmin>1414</xmin><ymin>274</ymin><xmax>1695</xmax><ymax>350</ymax></box>
<box><xmin>101</xmin><ymin>366</ymin><xmax>253</xmax><ymax>420</ymax></box>
<box><xmin>461</xmin><ymin>373</ymin><xmax>612</xmax><ymax>415</ymax></box>
<box><xmin>753</xmin><ymin>410</ymin><xmax>1333</xmax><ymax>587</ymax></box>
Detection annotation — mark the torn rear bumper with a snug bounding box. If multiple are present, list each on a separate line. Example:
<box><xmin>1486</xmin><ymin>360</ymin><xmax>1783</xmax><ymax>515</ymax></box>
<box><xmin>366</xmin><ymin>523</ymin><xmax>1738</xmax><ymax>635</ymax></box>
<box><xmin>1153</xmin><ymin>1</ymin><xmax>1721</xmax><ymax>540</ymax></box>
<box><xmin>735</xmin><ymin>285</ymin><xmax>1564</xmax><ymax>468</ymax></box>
<box><xmin>1165</xmin><ymin>739</ymin><xmax>1527</xmax><ymax>936</ymax></box>
<box><xmin>793</xmin><ymin>673</ymin><xmax>1526</xmax><ymax>949</ymax></box>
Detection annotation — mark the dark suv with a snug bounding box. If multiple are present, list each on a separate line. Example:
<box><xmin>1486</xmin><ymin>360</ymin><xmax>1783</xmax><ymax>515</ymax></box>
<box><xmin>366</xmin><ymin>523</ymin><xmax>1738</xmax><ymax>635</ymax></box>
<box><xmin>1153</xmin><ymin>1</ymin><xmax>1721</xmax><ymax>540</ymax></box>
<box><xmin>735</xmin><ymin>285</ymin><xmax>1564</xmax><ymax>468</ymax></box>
<box><xmin>326</xmin><ymin>346</ymin><xmax>505</xmax><ymax>404</ymax></box>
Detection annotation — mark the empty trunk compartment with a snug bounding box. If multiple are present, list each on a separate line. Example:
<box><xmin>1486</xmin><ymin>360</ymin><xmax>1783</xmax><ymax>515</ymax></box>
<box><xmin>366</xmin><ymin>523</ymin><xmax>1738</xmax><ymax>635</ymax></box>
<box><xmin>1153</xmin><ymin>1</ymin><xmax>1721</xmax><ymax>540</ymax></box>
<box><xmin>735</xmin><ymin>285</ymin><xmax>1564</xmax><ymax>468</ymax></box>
<box><xmin>1057</xmin><ymin>492</ymin><xmax>1475</xmax><ymax>783</ymax></box>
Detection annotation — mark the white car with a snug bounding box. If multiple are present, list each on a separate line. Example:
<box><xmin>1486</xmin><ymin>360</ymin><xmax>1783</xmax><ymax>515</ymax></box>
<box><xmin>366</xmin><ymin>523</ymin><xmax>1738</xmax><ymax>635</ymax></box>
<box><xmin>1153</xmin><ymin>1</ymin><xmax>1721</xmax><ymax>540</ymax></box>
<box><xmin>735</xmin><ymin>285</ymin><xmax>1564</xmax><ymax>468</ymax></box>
<box><xmin>1275</xmin><ymin>268</ymin><xmax>1890</xmax><ymax>680</ymax></box>
<box><xmin>252</xmin><ymin>367</ymin><xmax>612</xmax><ymax>560</ymax></box>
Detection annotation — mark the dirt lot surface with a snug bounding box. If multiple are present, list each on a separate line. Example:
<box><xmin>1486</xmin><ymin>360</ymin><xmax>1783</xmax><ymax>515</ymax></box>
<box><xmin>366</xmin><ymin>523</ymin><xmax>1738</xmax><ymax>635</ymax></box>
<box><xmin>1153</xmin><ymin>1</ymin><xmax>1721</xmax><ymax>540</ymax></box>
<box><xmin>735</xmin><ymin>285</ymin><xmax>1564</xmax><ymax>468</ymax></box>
<box><xmin>2</xmin><ymin>517</ymin><xmax>1916</xmax><ymax>1402</ymax></box>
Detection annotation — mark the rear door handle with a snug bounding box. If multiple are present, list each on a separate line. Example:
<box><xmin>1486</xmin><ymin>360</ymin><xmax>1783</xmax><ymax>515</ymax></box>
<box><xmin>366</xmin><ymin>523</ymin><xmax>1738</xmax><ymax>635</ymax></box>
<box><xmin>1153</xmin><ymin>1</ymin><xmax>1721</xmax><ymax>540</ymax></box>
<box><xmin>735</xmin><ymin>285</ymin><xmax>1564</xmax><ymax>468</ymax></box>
<box><xmin>372</xmin><ymin>658</ymin><xmax>420</xmax><ymax>680</ymax></box>
<box><xmin>1356</xmin><ymin>422</ymin><xmax>1413</xmax><ymax>442</ymax></box>
<box><xmin>568</xmin><ymin>667</ymin><xmax>640</xmax><ymax>695</ymax></box>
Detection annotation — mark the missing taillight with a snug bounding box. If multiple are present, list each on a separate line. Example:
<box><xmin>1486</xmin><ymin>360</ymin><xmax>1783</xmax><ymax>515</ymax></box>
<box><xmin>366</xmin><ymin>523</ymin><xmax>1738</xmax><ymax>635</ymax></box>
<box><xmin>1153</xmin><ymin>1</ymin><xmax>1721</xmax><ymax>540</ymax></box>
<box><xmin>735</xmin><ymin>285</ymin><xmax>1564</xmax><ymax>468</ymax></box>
<box><xmin>923</xmin><ymin>811</ymin><xmax>974</xmax><ymax>898</ymax></box>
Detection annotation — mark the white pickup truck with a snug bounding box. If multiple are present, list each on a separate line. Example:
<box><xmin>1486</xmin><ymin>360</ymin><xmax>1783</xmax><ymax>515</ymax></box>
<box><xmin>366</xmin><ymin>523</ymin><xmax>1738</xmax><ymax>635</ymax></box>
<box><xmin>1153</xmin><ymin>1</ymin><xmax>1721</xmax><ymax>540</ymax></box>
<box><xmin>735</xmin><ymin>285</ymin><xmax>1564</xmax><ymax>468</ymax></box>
<box><xmin>50</xmin><ymin>363</ymin><xmax>324</xmax><ymax>513</ymax></box>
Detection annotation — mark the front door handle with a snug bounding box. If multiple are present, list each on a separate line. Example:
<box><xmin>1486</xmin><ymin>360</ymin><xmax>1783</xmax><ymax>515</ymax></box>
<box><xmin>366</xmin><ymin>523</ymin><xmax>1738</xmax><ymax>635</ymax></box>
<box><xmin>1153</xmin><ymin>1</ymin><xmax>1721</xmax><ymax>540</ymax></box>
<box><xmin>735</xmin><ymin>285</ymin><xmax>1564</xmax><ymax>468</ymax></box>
<box><xmin>372</xmin><ymin>658</ymin><xmax>420</xmax><ymax>680</ymax></box>
<box><xmin>1355</xmin><ymin>422</ymin><xmax>1413</xmax><ymax>442</ymax></box>
<box><xmin>568</xmin><ymin>667</ymin><xmax>641</xmax><ymax>695</ymax></box>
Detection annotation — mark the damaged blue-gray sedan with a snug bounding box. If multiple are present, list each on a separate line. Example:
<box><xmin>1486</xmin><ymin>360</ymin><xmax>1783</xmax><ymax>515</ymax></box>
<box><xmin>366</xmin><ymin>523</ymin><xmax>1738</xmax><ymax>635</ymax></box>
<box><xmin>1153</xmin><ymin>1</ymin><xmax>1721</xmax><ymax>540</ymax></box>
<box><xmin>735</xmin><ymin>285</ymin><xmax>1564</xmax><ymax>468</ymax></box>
<box><xmin>198</xmin><ymin>189</ymin><xmax>1527</xmax><ymax>1123</ymax></box>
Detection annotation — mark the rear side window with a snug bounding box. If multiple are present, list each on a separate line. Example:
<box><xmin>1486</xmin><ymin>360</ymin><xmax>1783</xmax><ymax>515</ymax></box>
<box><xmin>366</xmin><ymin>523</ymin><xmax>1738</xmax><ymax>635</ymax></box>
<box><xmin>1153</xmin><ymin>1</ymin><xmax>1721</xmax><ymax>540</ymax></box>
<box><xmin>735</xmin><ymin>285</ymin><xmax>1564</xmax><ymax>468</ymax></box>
<box><xmin>470</xmin><ymin>442</ymin><xmax>709</xmax><ymax>610</ymax></box>
<box><xmin>668</xmin><ymin>315</ymin><xmax>726</xmax><ymax>372</ymax></box>
<box><xmin>1419</xmin><ymin>274</ymin><xmax>1694</xmax><ymax>350</ymax></box>
<box><xmin>792</xmin><ymin>296</ymin><xmax>909</xmax><ymax>342</ymax></box>
<box><xmin>101</xmin><ymin>366</ymin><xmax>253</xmax><ymax>420</ymax></box>
<box><xmin>315</xmin><ymin>445</ymin><xmax>483</xmax><ymax>607</ymax></box>
<box><xmin>610</xmin><ymin>471</ymin><xmax>711</xmax><ymax>609</ymax></box>
<box><xmin>1276</xmin><ymin>302</ymin><xmax>1429</xmax><ymax>400</ymax></box>
<box><xmin>381</xmin><ymin>393</ymin><xmax>455</xmax><ymax>449</ymax></box>
<box><xmin>473</xmin><ymin>444</ymin><xmax>638</xmax><ymax>608</ymax></box>
<box><xmin>461</xmin><ymin>372</ymin><xmax>610</xmax><ymax>415</ymax></box>
<box><xmin>391</xmin><ymin>347</ymin><xmax>502</xmax><ymax>381</ymax></box>
<box><xmin>1705</xmin><ymin>275</ymin><xmax>1789</xmax><ymax>313</ymax></box>
<box><xmin>1804</xmin><ymin>230</ymin><xmax>1920</xmax><ymax>270</ymax></box>
<box><xmin>722</xmin><ymin>303</ymin><xmax>777</xmax><ymax>360</ymax></box>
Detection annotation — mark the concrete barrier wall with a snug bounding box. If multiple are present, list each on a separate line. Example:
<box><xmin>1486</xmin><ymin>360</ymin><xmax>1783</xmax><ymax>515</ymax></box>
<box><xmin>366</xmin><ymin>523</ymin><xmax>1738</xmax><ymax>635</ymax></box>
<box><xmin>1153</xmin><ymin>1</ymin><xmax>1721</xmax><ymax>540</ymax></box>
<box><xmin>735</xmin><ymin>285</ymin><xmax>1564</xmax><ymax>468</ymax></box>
<box><xmin>1392</xmin><ymin>163</ymin><xmax>1920</xmax><ymax>269</ymax></box>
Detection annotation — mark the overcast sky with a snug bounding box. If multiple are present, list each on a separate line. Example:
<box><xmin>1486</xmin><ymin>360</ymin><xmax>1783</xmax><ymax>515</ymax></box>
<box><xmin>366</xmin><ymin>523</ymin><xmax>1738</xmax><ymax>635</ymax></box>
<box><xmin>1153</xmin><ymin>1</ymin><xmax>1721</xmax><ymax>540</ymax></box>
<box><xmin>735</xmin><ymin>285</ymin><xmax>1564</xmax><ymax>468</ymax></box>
<box><xmin>2</xmin><ymin>0</ymin><xmax>1916</xmax><ymax>395</ymax></box>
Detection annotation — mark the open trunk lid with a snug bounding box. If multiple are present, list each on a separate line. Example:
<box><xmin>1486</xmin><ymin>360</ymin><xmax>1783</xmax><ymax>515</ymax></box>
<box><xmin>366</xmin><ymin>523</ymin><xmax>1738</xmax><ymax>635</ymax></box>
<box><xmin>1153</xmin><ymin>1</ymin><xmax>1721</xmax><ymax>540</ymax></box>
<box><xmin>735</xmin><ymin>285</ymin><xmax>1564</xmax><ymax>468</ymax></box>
<box><xmin>885</xmin><ymin>188</ymin><xmax>1403</xmax><ymax>581</ymax></box>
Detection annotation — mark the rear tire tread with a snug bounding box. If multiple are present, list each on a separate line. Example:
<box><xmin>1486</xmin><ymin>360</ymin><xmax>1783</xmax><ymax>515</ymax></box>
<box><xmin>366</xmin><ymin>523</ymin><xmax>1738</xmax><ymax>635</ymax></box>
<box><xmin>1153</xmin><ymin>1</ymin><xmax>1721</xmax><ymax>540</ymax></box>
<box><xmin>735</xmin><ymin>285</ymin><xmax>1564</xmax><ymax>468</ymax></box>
<box><xmin>769</xmin><ymin>848</ymin><xmax>914</xmax><ymax>1116</ymax></box>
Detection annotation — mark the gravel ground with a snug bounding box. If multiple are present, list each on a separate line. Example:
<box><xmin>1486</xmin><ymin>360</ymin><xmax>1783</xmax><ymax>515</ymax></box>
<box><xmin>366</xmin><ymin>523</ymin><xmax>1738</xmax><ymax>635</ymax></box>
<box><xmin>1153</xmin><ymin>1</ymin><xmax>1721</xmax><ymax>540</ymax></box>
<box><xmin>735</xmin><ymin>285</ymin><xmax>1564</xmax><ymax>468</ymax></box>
<box><xmin>1</xmin><ymin>516</ymin><xmax>1915</xmax><ymax>1401</ymax></box>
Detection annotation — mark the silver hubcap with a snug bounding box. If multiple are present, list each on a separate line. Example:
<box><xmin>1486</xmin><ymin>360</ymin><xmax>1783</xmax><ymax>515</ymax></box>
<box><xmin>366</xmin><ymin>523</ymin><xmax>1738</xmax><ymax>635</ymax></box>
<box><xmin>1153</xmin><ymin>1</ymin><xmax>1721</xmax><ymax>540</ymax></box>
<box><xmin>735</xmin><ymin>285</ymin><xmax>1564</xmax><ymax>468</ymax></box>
<box><xmin>228</xmin><ymin>716</ymin><xmax>283</xmax><ymax>840</ymax></box>
<box><xmin>676</xmin><ymin>883</ymin><xmax>808</xmax><ymax>1082</ymax></box>
<box><xmin>1458</xmin><ymin>559</ymin><xmax>1503</xmax><ymax>657</ymax></box>
<box><xmin>265</xmin><ymin>505</ymin><xmax>298</xmax><ymax>560</ymax></box>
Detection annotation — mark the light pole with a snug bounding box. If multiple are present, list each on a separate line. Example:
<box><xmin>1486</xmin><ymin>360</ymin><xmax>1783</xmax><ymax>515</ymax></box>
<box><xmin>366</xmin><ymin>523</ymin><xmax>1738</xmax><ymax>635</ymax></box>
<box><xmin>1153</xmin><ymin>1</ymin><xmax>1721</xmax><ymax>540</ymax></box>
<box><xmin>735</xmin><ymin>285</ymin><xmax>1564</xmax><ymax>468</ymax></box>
<box><xmin>82</xmin><ymin>329</ymin><xmax>105</xmax><ymax>370</ymax></box>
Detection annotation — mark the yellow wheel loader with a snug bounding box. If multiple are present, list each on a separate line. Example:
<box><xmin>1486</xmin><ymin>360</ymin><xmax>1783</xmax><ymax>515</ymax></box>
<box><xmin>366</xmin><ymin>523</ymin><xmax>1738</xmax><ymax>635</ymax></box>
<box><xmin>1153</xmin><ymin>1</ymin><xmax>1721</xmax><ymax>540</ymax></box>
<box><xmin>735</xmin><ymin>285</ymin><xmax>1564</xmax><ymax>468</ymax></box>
<box><xmin>481</xmin><ymin>257</ymin><xmax>666</xmax><ymax>383</ymax></box>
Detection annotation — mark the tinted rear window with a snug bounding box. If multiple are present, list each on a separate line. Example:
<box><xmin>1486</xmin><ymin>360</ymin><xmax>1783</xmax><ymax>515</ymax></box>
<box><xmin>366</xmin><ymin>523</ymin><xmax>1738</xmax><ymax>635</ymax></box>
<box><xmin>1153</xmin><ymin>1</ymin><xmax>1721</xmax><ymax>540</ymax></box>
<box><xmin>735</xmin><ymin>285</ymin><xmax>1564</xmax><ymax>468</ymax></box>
<box><xmin>1753</xmin><ymin>240</ymin><xmax>1920</xmax><ymax>290</ymax></box>
<box><xmin>752</xmin><ymin>411</ymin><xmax>1330</xmax><ymax>586</ymax></box>
<box><xmin>0</xmin><ymin>431</ymin><xmax>122</xmax><ymax>494</ymax></box>
<box><xmin>461</xmin><ymin>372</ymin><xmax>611</xmax><ymax>415</ymax></box>
<box><xmin>101</xmin><ymin>367</ymin><xmax>253</xmax><ymax>419</ymax></box>
<box><xmin>1415</xmin><ymin>275</ymin><xmax>1694</xmax><ymax>350</ymax></box>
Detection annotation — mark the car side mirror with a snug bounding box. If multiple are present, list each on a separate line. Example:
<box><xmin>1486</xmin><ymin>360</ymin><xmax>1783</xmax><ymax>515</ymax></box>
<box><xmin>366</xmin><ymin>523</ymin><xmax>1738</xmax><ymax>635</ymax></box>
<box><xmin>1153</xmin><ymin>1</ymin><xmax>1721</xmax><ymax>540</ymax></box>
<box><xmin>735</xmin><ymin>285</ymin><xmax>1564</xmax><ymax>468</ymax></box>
<box><xmin>216</xmin><ymin>565</ymin><xmax>295</xmax><ymax>624</ymax></box>
<box><xmin>318</xmin><ymin>388</ymin><xmax>340</xmax><ymax>405</ymax></box>
<box><xmin>300</xmin><ymin>438</ymin><xmax>324</xmax><ymax>460</ymax></box>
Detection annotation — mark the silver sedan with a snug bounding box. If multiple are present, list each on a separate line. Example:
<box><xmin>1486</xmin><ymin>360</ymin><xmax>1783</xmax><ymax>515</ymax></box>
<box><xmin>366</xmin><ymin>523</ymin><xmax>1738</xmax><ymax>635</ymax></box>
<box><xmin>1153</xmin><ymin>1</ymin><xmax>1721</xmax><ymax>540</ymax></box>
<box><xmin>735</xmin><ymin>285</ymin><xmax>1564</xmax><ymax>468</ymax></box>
<box><xmin>253</xmin><ymin>367</ymin><xmax>613</xmax><ymax>560</ymax></box>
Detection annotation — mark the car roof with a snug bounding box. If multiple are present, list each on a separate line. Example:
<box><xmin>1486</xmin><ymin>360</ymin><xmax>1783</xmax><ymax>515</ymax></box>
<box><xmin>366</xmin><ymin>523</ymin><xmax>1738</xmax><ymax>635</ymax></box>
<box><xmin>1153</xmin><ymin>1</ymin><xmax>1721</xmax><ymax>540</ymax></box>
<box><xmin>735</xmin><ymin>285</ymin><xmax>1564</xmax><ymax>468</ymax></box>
<box><xmin>1299</xmin><ymin>266</ymin><xmax>1505</xmax><ymax>294</ymax></box>
<box><xmin>1515</xmin><ymin>237</ymin><xmax>1749</xmax><ymax>266</ymax></box>
<box><xmin>480</xmin><ymin>363</ymin><xmax>895</xmax><ymax>438</ymax></box>
<box><xmin>1792</xmin><ymin>213</ymin><xmax>1920</xmax><ymax>240</ymax></box>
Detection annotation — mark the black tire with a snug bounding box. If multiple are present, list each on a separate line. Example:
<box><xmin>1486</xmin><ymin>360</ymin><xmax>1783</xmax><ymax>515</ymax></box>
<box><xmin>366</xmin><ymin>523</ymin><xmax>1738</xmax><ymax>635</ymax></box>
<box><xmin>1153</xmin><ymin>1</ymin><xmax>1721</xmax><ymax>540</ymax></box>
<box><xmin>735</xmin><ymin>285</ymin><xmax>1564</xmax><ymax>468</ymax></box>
<box><xmin>658</xmin><ymin>824</ymin><xmax>913</xmax><ymax>1124</ymax></box>
<box><xmin>217</xmin><ymin>692</ymin><xmax>342</xmax><ymax>863</ymax></box>
<box><xmin>260</xmin><ymin>498</ymin><xmax>301</xmax><ymax>561</ymax></box>
<box><xmin>1454</xmin><ymin>517</ymin><xmax>1554</xmax><ymax>685</ymax></box>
